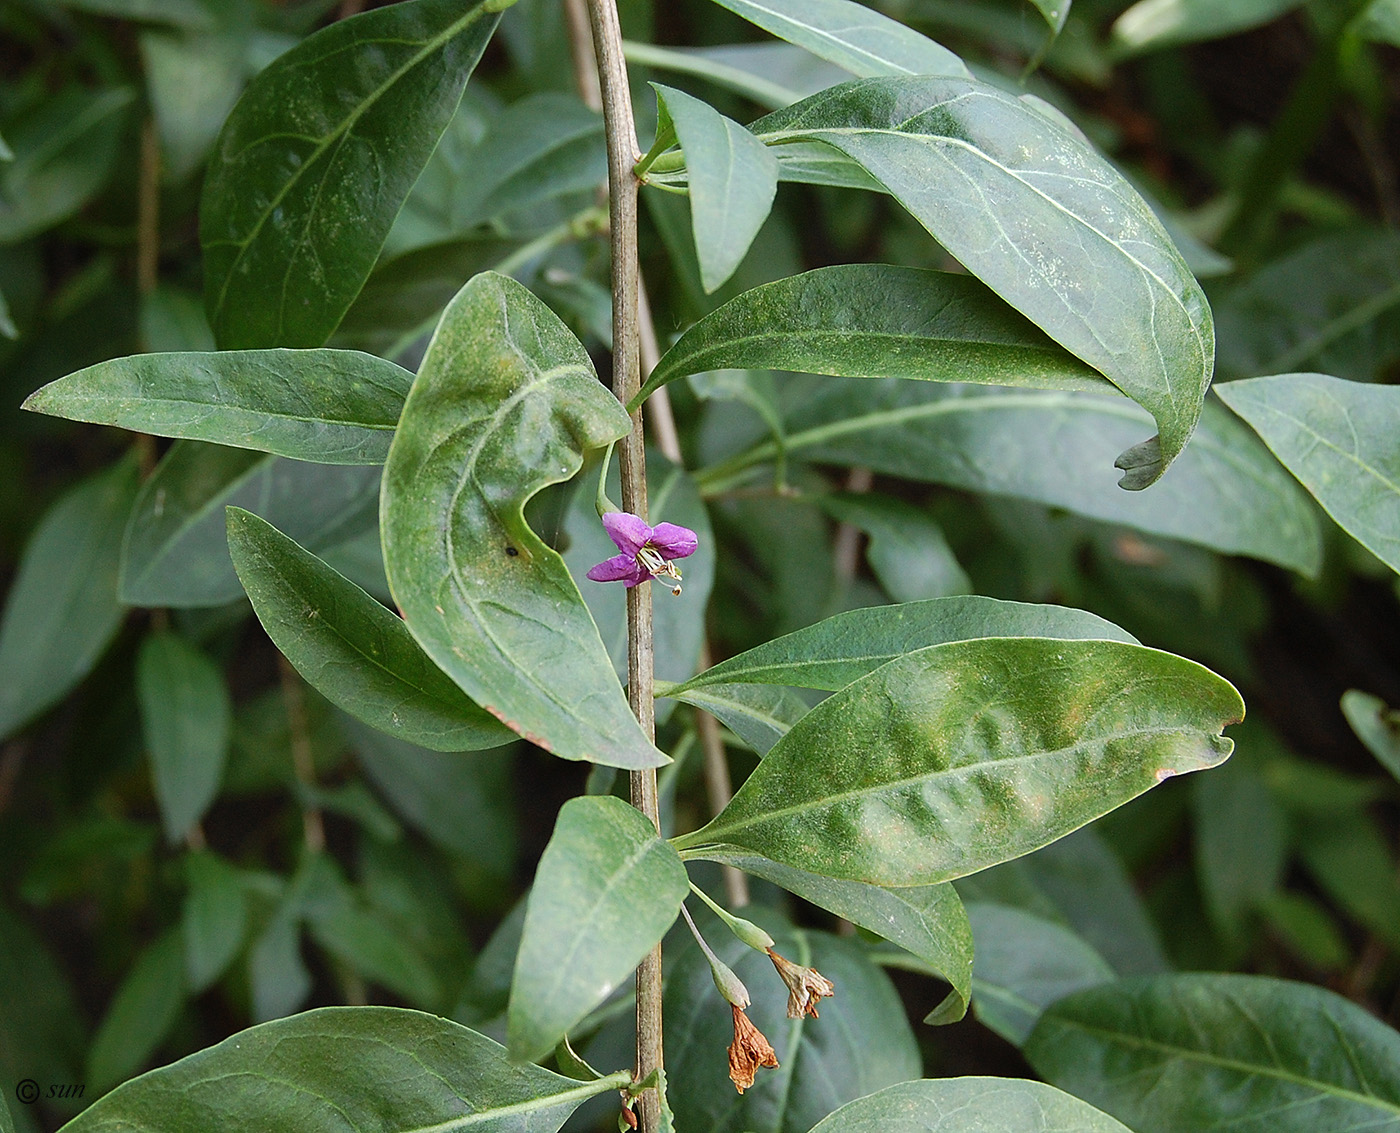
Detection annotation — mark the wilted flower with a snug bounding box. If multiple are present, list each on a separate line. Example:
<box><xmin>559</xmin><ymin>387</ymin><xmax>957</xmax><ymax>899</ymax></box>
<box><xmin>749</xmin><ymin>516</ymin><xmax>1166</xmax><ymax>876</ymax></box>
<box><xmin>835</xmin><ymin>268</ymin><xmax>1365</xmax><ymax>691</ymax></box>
<box><xmin>727</xmin><ymin>1004</ymin><xmax>779</xmax><ymax>1093</ymax></box>
<box><xmin>586</xmin><ymin>511</ymin><xmax>697</xmax><ymax>595</ymax></box>
<box><xmin>767</xmin><ymin>948</ymin><xmax>835</xmax><ymax>1018</ymax></box>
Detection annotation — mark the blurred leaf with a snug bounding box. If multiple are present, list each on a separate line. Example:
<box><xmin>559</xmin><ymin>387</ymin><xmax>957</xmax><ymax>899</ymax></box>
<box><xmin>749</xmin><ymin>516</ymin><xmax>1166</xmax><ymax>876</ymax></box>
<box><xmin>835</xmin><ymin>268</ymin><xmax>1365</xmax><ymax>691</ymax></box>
<box><xmin>508</xmin><ymin>796</ymin><xmax>687</xmax><ymax>1062</ymax></box>
<box><xmin>1259</xmin><ymin>892</ymin><xmax>1349</xmax><ymax>971</ymax></box>
<box><xmin>675</xmin><ymin>639</ymin><xmax>1242</xmax><ymax>886</ymax></box>
<box><xmin>121</xmin><ymin>442</ymin><xmax>380</xmax><ymax>607</ymax></box>
<box><xmin>182</xmin><ymin>852</ymin><xmax>247</xmax><ymax>993</ymax></box>
<box><xmin>1297</xmin><ymin>812</ymin><xmax>1400</xmax><ymax>950</ymax></box>
<box><xmin>61</xmin><ymin>1008</ymin><xmax>632</xmax><ymax>1133</ymax></box>
<box><xmin>820</xmin><ymin>494</ymin><xmax>970</xmax><ymax>600</ymax></box>
<box><xmin>381</xmin><ymin>272</ymin><xmax>663</xmax><ymax>769</ymax></box>
<box><xmin>200</xmin><ymin>0</ymin><xmax>503</xmax><ymax>348</ymax></box>
<box><xmin>26</xmin><ymin>350</ymin><xmax>413</xmax><ymax>464</ymax></box>
<box><xmin>140</xmin><ymin>24</ymin><xmax>246</xmax><ymax>184</ymax></box>
<box><xmin>1217</xmin><ymin>373</ymin><xmax>1400</xmax><ymax>575</ymax></box>
<box><xmin>247</xmin><ymin>893</ymin><xmax>311</xmax><ymax>1024</ymax></box>
<box><xmin>1113</xmin><ymin>0</ymin><xmax>1309</xmax><ymax>53</ymax></box>
<box><xmin>227</xmin><ymin>509</ymin><xmax>513</xmax><ymax>752</ymax></box>
<box><xmin>86</xmin><ymin>930</ymin><xmax>186</xmax><ymax>1093</ymax></box>
<box><xmin>53</xmin><ymin>0</ymin><xmax>216</xmax><ymax>27</ymax></box>
<box><xmin>1341</xmin><ymin>688</ymin><xmax>1400</xmax><ymax>783</ymax></box>
<box><xmin>664</xmin><ymin>682</ymin><xmax>809</xmax><ymax>755</ymax></box>
<box><xmin>1029</xmin><ymin>0</ymin><xmax>1071</xmax><ymax>34</ymax></box>
<box><xmin>1360</xmin><ymin>0</ymin><xmax>1400</xmax><ymax>44</ymax></box>
<box><xmin>1192</xmin><ymin>760</ymin><xmax>1287</xmax><ymax>940</ymax></box>
<box><xmin>0</xmin><ymin>454</ymin><xmax>139</xmax><ymax>741</ymax></box>
<box><xmin>667</xmin><ymin>908</ymin><xmax>920</xmax><ymax>1133</ymax></box>
<box><xmin>966</xmin><ymin>902</ymin><xmax>1113</xmax><ymax>1046</ymax></box>
<box><xmin>652</xmin><ymin>85</ymin><xmax>777</xmax><ymax>294</ymax></box>
<box><xmin>137</xmin><ymin>632</ymin><xmax>231</xmax><ymax>842</ymax></box>
<box><xmin>0</xmin><ymin>287</ymin><xmax>16</xmax><ymax>340</ymax></box>
<box><xmin>752</xmin><ymin>79</ymin><xmax>1214</xmax><ymax>487</ymax></box>
<box><xmin>20</xmin><ymin>818</ymin><xmax>158</xmax><ymax>907</ymax></box>
<box><xmin>140</xmin><ymin>287</ymin><xmax>216</xmax><ymax>353</ymax></box>
<box><xmin>808</xmin><ymin>1078</ymin><xmax>1134</xmax><ymax>1133</ymax></box>
<box><xmin>1027</xmin><ymin>973</ymin><xmax>1400</xmax><ymax>1132</ymax></box>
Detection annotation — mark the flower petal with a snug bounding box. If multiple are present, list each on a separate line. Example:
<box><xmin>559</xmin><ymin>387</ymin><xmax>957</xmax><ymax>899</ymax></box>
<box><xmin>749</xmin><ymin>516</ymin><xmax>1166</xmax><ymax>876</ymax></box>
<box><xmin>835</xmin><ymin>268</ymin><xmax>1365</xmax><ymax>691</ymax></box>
<box><xmin>587</xmin><ymin>554</ymin><xmax>646</xmax><ymax>585</ymax></box>
<box><xmin>601</xmin><ymin>511</ymin><xmax>652</xmax><ymax>555</ymax></box>
<box><xmin>649</xmin><ymin>522</ymin><xmax>698</xmax><ymax>560</ymax></box>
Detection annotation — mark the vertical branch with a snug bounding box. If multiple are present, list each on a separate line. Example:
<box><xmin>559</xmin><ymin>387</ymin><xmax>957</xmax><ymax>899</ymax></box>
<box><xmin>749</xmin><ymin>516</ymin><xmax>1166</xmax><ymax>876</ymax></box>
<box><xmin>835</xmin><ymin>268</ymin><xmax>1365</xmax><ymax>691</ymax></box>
<box><xmin>584</xmin><ymin>1</ymin><xmax>663</xmax><ymax>1127</ymax></box>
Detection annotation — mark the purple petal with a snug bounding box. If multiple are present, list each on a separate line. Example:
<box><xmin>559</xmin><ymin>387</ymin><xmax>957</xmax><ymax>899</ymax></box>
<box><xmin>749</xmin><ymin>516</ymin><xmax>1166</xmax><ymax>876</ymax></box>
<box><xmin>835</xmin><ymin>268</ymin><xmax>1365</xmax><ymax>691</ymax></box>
<box><xmin>601</xmin><ymin>511</ymin><xmax>652</xmax><ymax>555</ymax></box>
<box><xmin>587</xmin><ymin>553</ymin><xmax>646</xmax><ymax>586</ymax></box>
<box><xmin>649</xmin><ymin>522</ymin><xmax>698</xmax><ymax>560</ymax></box>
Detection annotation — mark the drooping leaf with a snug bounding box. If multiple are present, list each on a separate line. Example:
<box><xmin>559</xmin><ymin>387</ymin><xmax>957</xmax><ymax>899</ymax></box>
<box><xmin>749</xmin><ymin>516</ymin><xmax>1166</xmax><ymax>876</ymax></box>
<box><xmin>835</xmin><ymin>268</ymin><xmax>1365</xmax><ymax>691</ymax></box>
<box><xmin>25</xmin><ymin>350</ymin><xmax>413</xmax><ymax>464</ymax></box>
<box><xmin>137</xmin><ymin>633</ymin><xmax>232</xmax><ymax>842</ymax></box>
<box><xmin>636</xmin><ymin>265</ymin><xmax>1109</xmax><ymax>406</ymax></box>
<box><xmin>60</xmin><ymin>1007</ymin><xmax>633</xmax><ymax>1133</ymax></box>
<box><xmin>1112</xmin><ymin>0</ymin><xmax>1308</xmax><ymax>53</ymax></box>
<box><xmin>200</xmin><ymin>0</ymin><xmax>504</xmax><ymax>348</ymax></box>
<box><xmin>819</xmin><ymin>494</ymin><xmax>970</xmax><ymax>601</ymax></box>
<box><xmin>663</xmin><ymin>682</ymin><xmax>810</xmax><ymax>755</ymax></box>
<box><xmin>1217</xmin><ymin>373</ymin><xmax>1400</xmax><ymax>575</ymax></box>
<box><xmin>1341</xmin><ymin>689</ymin><xmax>1400</xmax><ymax>784</ymax></box>
<box><xmin>706</xmin><ymin>0</ymin><xmax>969</xmax><ymax>79</ymax></box>
<box><xmin>806</xmin><ymin>1078</ymin><xmax>1134</xmax><ymax>1133</ymax></box>
<box><xmin>139</xmin><ymin>24</ymin><xmax>246</xmax><ymax>184</ymax></box>
<box><xmin>86</xmin><ymin>930</ymin><xmax>187</xmax><ymax>1093</ymax></box>
<box><xmin>1192</xmin><ymin>759</ymin><xmax>1287</xmax><ymax>940</ymax></box>
<box><xmin>697</xmin><ymin>849</ymin><xmax>973</xmax><ymax>1023</ymax></box>
<box><xmin>1026</xmin><ymin>973</ymin><xmax>1400</xmax><ymax>1133</ymax></box>
<box><xmin>671</xmin><ymin>595</ymin><xmax>1136</xmax><ymax>696</ymax></box>
<box><xmin>652</xmin><ymin>85</ymin><xmax>778</xmax><ymax>294</ymax></box>
<box><xmin>508</xmin><ymin>797</ymin><xmax>687</xmax><ymax>1062</ymax></box>
<box><xmin>966</xmin><ymin>902</ymin><xmax>1113</xmax><ymax>1046</ymax></box>
<box><xmin>121</xmin><ymin>442</ymin><xmax>381</xmax><ymax>607</ymax></box>
<box><xmin>227</xmin><ymin>509</ymin><xmax>512</xmax><ymax>752</ymax></box>
<box><xmin>750</xmin><ymin>80</ymin><xmax>1215</xmax><ymax>486</ymax></box>
<box><xmin>182</xmin><ymin>851</ymin><xmax>247</xmax><ymax>994</ymax></box>
<box><xmin>0</xmin><ymin>454</ymin><xmax>140</xmax><ymax>742</ymax></box>
<box><xmin>673</xmin><ymin>638</ymin><xmax>1242</xmax><ymax>886</ymax></box>
<box><xmin>381</xmin><ymin>272</ymin><xmax>664</xmax><ymax>769</ymax></box>
<box><xmin>667</xmin><ymin>908</ymin><xmax>920</xmax><ymax>1133</ymax></box>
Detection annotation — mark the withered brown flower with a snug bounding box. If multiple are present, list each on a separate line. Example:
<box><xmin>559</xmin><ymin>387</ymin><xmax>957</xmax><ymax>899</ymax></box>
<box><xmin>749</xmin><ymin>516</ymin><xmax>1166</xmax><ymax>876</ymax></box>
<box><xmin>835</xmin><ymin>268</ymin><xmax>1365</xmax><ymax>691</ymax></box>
<box><xmin>727</xmin><ymin>1003</ymin><xmax>779</xmax><ymax>1093</ymax></box>
<box><xmin>766</xmin><ymin>948</ymin><xmax>835</xmax><ymax>1018</ymax></box>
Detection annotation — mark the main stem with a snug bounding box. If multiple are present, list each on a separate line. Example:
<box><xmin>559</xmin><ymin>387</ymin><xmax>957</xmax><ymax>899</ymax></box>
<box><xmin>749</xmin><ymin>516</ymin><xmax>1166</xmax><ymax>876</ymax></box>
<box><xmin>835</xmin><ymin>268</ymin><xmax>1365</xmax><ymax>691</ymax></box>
<box><xmin>585</xmin><ymin>2</ymin><xmax>662</xmax><ymax>1129</ymax></box>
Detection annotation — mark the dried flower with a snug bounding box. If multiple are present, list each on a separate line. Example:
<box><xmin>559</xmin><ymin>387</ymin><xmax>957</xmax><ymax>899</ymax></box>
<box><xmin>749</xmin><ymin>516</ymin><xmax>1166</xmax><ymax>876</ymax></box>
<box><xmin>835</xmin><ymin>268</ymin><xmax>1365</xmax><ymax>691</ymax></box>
<box><xmin>767</xmin><ymin>948</ymin><xmax>835</xmax><ymax>1018</ymax></box>
<box><xmin>727</xmin><ymin>1004</ymin><xmax>779</xmax><ymax>1093</ymax></box>
<box><xmin>586</xmin><ymin>511</ymin><xmax>697</xmax><ymax>595</ymax></box>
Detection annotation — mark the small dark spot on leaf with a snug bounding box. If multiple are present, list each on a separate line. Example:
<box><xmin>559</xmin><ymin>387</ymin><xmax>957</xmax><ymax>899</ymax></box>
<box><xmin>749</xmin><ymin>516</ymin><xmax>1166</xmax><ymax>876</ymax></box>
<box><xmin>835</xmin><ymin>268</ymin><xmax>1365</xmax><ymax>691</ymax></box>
<box><xmin>505</xmin><ymin>545</ymin><xmax>519</xmax><ymax>557</ymax></box>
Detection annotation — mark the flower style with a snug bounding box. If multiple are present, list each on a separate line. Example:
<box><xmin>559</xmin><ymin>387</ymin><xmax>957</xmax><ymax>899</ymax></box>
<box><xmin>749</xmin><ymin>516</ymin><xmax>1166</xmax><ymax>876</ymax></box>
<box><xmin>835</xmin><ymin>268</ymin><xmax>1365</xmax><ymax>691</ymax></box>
<box><xmin>727</xmin><ymin>1004</ymin><xmax>779</xmax><ymax>1093</ymax></box>
<box><xmin>586</xmin><ymin>511</ymin><xmax>698</xmax><ymax>595</ymax></box>
<box><xmin>766</xmin><ymin>949</ymin><xmax>835</xmax><ymax>1019</ymax></box>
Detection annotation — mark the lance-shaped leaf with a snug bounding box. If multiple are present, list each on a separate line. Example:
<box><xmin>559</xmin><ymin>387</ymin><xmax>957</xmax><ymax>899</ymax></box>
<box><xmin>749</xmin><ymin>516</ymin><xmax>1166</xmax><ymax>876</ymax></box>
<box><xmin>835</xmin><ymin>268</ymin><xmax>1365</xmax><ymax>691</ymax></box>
<box><xmin>1216</xmin><ymin>373</ymin><xmax>1400</xmax><ymax>575</ymax></box>
<box><xmin>707</xmin><ymin>0</ymin><xmax>969</xmax><ymax>79</ymax></box>
<box><xmin>227</xmin><ymin>508</ymin><xmax>513</xmax><ymax>753</ymax></box>
<box><xmin>1030</xmin><ymin>0</ymin><xmax>1071</xmax><ymax>35</ymax></box>
<box><xmin>25</xmin><ymin>350</ymin><xmax>413</xmax><ymax>465</ymax></box>
<box><xmin>672</xmin><ymin>638</ymin><xmax>1242</xmax><ymax>886</ymax></box>
<box><xmin>652</xmin><ymin>85</ymin><xmax>778</xmax><ymax>294</ymax></box>
<box><xmin>200</xmin><ymin>0</ymin><xmax>504</xmax><ymax>349</ymax></box>
<box><xmin>60</xmin><ymin>1006</ymin><xmax>633</xmax><ymax>1133</ymax></box>
<box><xmin>634</xmin><ymin>265</ymin><xmax>1110</xmax><ymax>406</ymax></box>
<box><xmin>670</xmin><ymin>595</ymin><xmax>1136</xmax><ymax>696</ymax></box>
<box><xmin>508</xmin><ymin>797</ymin><xmax>687</xmax><ymax>1062</ymax></box>
<box><xmin>1112</xmin><ymin>0</ymin><xmax>1306</xmax><ymax>54</ymax></box>
<box><xmin>381</xmin><ymin>272</ymin><xmax>664</xmax><ymax>769</ymax></box>
<box><xmin>1341</xmin><ymin>689</ymin><xmax>1400</xmax><ymax>784</ymax></box>
<box><xmin>694</xmin><ymin>848</ymin><xmax>973</xmax><ymax>1023</ymax></box>
<box><xmin>1026</xmin><ymin>974</ymin><xmax>1400</xmax><ymax>1133</ymax></box>
<box><xmin>750</xmin><ymin>79</ymin><xmax>1215</xmax><ymax>487</ymax></box>
<box><xmin>807</xmin><ymin>1078</ymin><xmax>1135</xmax><ymax>1133</ymax></box>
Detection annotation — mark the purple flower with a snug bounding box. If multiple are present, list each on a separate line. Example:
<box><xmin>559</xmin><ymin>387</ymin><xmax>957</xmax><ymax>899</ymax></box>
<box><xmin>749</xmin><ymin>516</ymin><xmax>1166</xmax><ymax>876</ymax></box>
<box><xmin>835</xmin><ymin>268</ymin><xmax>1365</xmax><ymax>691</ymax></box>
<box><xmin>586</xmin><ymin>511</ymin><xmax>698</xmax><ymax>596</ymax></box>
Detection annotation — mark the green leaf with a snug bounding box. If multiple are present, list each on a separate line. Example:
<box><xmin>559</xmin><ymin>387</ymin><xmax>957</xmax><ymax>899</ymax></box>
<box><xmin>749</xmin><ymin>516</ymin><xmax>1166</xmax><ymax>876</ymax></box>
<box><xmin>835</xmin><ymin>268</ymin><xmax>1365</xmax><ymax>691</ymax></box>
<box><xmin>751</xmin><ymin>80</ymin><xmax>1215</xmax><ymax>486</ymax></box>
<box><xmin>807</xmin><ymin>1078</ymin><xmax>1134</xmax><ymax>1133</ymax></box>
<box><xmin>182</xmin><ymin>851</ymin><xmax>247</xmax><ymax>994</ymax></box>
<box><xmin>227</xmin><ymin>509</ymin><xmax>512</xmax><ymax>752</ymax></box>
<box><xmin>636</xmin><ymin>264</ymin><xmax>1109</xmax><ymax>407</ymax></box>
<box><xmin>966</xmin><ymin>902</ymin><xmax>1113</xmax><ymax>1046</ymax></box>
<box><xmin>141</xmin><ymin>286</ymin><xmax>216</xmax><ymax>353</ymax></box>
<box><xmin>652</xmin><ymin>85</ymin><xmax>778</xmax><ymax>294</ymax></box>
<box><xmin>706</xmin><ymin>0</ymin><xmax>969</xmax><ymax>79</ymax></box>
<box><xmin>703</xmin><ymin>380</ymin><xmax>1321</xmax><ymax>575</ymax></box>
<box><xmin>52</xmin><ymin>0</ymin><xmax>215</xmax><ymax>28</ymax></box>
<box><xmin>247</xmin><ymin>880</ymin><xmax>312</xmax><ymax>1023</ymax></box>
<box><xmin>1360</xmin><ymin>0</ymin><xmax>1400</xmax><ymax>45</ymax></box>
<box><xmin>698</xmin><ymin>850</ymin><xmax>973</xmax><ymax>1024</ymax></box>
<box><xmin>671</xmin><ymin>595</ymin><xmax>1136</xmax><ymax>696</ymax></box>
<box><xmin>1192</xmin><ymin>760</ymin><xmax>1286</xmax><ymax>939</ymax></box>
<box><xmin>86</xmin><ymin>930</ymin><xmax>186</xmax><ymax>1093</ymax></box>
<box><xmin>508</xmin><ymin>796</ymin><xmax>687</xmax><ymax>1062</ymax></box>
<box><xmin>0</xmin><ymin>454</ymin><xmax>140</xmax><ymax>741</ymax></box>
<box><xmin>674</xmin><ymin>638</ymin><xmax>1242</xmax><ymax>886</ymax></box>
<box><xmin>1029</xmin><ymin>0</ymin><xmax>1071</xmax><ymax>34</ymax></box>
<box><xmin>664</xmin><ymin>682</ymin><xmax>810</xmax><ymax>755</ymax></box>
<box><xmin>1296</xmin><ymin>812</ymin><xmax>1400</xmax><ymax>951</ymax></box>
<box><xmin>121</xmin><ymin>442</ymin><xmax>381</xmax><ymax>607</ymax></box>
<box><xmin>25</xmin><ymin>350</ymin><xmax>413</xmax><ymax>464</ymax></box>
<box><xmin>139</xmin><ymin>24</ymin><xmax>246</xmax><ymax>184</ymax></box>
<box><xmin>1113</xmin><ymin>0</ymin><xmax>1308</xmax><ymax>53</ymax></box>
<box><xmin>1217</xmin><ymin>373</ymin><xmax>1400</xmax><ymax>574</ymax></box>
<box><xmin>1026</xmin><ymin>973</ymin><xmax>1400</xmax><ymax>1132</ymax></box>
<box><xmin>667</xmin><ymin>908</ymin><xmax>920</xmax><ymax>1133</ymax></box>
<box><xmin>1341</xmin><ymin>689</ymin><xmax>1400</xmax><ymax>783</ymax></box>
<box><xmin>381</xmin><ymin>272</ymin><xmax>664</xmax><ymax>769</ymax></box>
<box><xmin>200</xmin><ymin>0</ymin><xmax>503</xmax><ymax>348</ymax></box>
<box><xmin>0</xmin><ymin>1086</ymin><xmax>12</xmax><ymax>1133</ymax></box>
<box><xmin>60</xmin><ymin>1007</ymin><xmax>633</xmax><ymax>1133</ymax></box>
<box><xmin>622</xmin><ymin>41</ymin><xmax>846</xmax><ymax>111</ymax></box>
<box><xmin>137</xmin><ymin>633</ymin><xmax>232</xmax><ymax>842</ymax></box>
<box><xmin>819</xmin><ymin>494</ymin><xmax>970</xmax><ymax>601</ymax></box>
<box><xmin>0</xmin><ymin>286</ymin><xmax>15</xmax><ymax>341</ymax></box>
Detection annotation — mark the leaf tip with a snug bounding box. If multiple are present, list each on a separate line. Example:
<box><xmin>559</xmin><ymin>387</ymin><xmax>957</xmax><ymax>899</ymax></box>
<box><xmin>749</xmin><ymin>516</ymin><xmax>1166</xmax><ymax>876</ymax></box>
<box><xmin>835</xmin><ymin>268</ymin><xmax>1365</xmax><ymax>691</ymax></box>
<box><xmin>1113</xmin><ymin>434</ymin><xmax>1165</xmax><ymax>490</ymax></box>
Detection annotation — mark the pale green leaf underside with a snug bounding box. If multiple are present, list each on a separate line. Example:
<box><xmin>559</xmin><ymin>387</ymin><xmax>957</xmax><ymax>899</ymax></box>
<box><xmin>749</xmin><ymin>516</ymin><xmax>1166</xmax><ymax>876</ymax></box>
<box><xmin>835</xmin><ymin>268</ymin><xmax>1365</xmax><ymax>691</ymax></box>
<box><xmin>807</xmin><ymin>1078</ymin><xmax>1135</xmax><ymax>1133</ymax></box>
